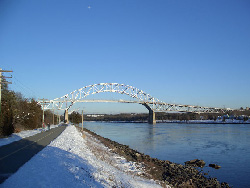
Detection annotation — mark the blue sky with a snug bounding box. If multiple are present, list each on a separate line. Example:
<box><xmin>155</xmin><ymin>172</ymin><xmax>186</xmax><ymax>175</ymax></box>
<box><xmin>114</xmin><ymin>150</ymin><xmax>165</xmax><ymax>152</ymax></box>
<box><xmin>1</xmin><ymin>0</ymin><xmax>250</xmax><ymax>113</ymax></box>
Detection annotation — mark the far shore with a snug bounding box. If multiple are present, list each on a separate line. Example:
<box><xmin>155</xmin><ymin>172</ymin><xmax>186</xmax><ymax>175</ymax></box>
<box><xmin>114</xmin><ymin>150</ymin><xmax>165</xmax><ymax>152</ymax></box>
<box><xmin>82</xmin><ymin>120</ymin><xmax>250</xmax><ymax>124</ymax></box>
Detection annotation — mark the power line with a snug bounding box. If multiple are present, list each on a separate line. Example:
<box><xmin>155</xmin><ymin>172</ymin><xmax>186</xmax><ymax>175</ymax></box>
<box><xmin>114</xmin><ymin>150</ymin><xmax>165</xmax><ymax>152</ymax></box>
<box><xmin>11</xmin><ymin>75</ymin><xmax>40</xmax><ymax>99</ymax></box>
<box><xmin>0</xmin><ymin>68</ymin><xmax>13</xmax><ymax>116</ymax></box>
<box><xmin>12</xmin><ymin>82</ymin><xmax>34</xmax><ymax>99</ymax></box>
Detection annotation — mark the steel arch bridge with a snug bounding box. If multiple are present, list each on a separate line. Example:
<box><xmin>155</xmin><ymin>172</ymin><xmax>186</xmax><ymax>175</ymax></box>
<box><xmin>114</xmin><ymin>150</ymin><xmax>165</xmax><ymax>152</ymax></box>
<box><xmin>39</xmin><ymin>83</ymin><xmax>231</xmax><ymax>124</ymax></box>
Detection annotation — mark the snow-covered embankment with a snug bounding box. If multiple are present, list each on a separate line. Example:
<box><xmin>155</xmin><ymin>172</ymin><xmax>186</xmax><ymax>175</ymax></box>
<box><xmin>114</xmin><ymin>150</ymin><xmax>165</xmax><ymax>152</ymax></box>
<box><xmin>2</xmin><ymin>125</ymin><xmax>163</xmax><ymax>188</ymax></box>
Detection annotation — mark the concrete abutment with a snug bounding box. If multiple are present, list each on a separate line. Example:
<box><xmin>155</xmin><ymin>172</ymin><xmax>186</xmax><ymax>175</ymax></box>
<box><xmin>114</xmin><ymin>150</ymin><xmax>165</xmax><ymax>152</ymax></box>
<box><xmin>64</xmin><ymin>109</ymin><xmax>69</xmax><ymax>123</ymax></box>
<box><xmin>148</xmin><ymin>109</ymin><xmax>156</xmax><ymax>124</ymax></box>
<box><xmin>142</xmin><ymin>103</ymin><xmax>156</xmax><ymax>124</ymax></box>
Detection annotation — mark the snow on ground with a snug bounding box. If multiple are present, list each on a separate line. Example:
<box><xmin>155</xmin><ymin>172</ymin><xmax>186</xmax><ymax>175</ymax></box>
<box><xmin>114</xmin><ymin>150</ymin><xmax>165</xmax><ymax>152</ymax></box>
<box><xmin>0</xmin><ymin>125</ymin><xmax>59</xmax><ymax>147</ymax></box>
<box><xmin>1</xmin><ymin>125</ymin><xmax>163</xmax><ymax>188</ymax></box>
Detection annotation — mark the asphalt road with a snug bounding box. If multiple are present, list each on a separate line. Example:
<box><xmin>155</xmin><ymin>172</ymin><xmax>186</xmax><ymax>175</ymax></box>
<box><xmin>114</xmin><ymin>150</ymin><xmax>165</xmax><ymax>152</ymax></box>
<box><xmin>0</xmin><ymin>124</ymin><xmax>67</xmax><ymax>183</ymax></box>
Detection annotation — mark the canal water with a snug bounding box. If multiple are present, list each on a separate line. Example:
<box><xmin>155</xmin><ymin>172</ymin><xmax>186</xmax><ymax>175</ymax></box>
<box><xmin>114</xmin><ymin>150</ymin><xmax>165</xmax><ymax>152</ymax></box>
<box><xmin>80</xmin><ymin>122</ymin><xmax>250</xmax><ymax>188</ymax></box>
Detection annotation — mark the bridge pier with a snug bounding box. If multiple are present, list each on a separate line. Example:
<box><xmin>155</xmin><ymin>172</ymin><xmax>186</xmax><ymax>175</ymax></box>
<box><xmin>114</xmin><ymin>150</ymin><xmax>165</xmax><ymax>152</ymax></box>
<box><xmin>64</xmin><ymin>109</ymin><xmax>69</xmax><ymax>123</ymax></box>
<box><xmin>148</xmin><ymin>109</ymin><xmax>156</xmax><ymax>124</ymax></box>
<box><xmin>142</xmin><ymin>103</ymin><xmax>156</xmax><ymax>124</ymax></box>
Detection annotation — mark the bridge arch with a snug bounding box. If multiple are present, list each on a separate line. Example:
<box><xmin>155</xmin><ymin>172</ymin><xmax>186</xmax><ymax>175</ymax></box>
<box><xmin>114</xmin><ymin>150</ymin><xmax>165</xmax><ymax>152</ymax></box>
<box><xmin>54</xmin><ymin>83</ymin><xmax>157</xmax><ymax>124</ymax></box>
<box><xmin>56</xmin><ymin>83</ymin><xmax>157</xmax><ymax>108</ymax></box>
<box><xmin>39</xmin><ymin>83</ymin><xmax>231</xmax><ymax>124</ymax></box>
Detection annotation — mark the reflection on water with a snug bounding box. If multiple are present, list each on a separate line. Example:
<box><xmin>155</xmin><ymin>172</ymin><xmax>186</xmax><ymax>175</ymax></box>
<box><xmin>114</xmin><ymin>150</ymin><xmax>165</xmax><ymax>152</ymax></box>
<box><xmin>81</xmin><ymin>122</ymin><xmax>250</xmax><ymax>188</ymax></box>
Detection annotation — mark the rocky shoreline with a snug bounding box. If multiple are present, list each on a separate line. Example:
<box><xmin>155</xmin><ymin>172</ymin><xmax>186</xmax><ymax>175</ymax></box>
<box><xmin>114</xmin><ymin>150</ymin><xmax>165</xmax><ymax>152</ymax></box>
<box><xmin>78</xmin><ymin>127</ymin><xmax>230</xmax><ymax>188</ymax></box>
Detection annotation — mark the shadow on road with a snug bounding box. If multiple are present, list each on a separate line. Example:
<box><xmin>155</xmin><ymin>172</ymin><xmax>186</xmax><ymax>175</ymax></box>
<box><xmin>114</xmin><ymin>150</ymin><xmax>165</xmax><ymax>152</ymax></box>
<box><xmin>0</xmin><ymin>125</ymin><xmax>67</xmax><ymax>183</ymax></box>
<box><xmin>1</xmin><ymin>144</ymin><xmax>104</xmax><ymax>187</ymax></box>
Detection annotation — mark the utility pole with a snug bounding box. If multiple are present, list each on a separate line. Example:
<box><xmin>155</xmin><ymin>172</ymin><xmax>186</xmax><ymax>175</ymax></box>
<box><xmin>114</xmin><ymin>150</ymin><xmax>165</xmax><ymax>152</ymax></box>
<box><xmin>57</xmin><ymin>110</ymin><xmax>59</xmax><ymax>124</ymax></box>
<box><xmin>53</xmin><ymin>107</ymin><xmax>54</xmax><ymax>125</ymax></box>
<box><xmin>0</xmin><ymin>68</ymin><xmax>13</xmax><ymax>117</ymax></box>
<box><xmin>82</xmin><ymin>110</ymin><xmax>84</xmax><ymax>131</ymax></box>
<box><xmin>39</xmin><ymin>98</ymin><xmax>48</xmax><ymax>130</ymax></box>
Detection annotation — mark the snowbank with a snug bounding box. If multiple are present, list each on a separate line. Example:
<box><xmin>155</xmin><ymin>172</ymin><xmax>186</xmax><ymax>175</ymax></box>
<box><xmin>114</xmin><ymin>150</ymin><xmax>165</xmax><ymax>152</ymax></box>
<box><xmin>1</xmin><ymin>125</ymin><xmax>163</xmax><ymax>188</ymax></box>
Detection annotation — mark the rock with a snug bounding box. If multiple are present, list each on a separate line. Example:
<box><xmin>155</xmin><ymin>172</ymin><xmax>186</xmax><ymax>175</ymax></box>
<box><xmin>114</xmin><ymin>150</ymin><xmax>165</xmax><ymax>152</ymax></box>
<box><xmin>221</xmin><ymin>182</ymin><xmax>230</xmax><ymax>187</ymax></box>
<box><xmin>197</xmin><ymin>160</ymin><xmax>206</xmax><ymax>167</ymax></box>
<box><xmin>135</xmin><ymin>153</ymin><xmax>141</xmax><ymax>157</ymax></box>
<box><xmin>209</xmin><ymin>164</ymin><xmax>221</xmax><ymax>169</ymax></box>
<box><xmin>190</xmin><ymin>159</ymin><xmax>199</xmax><ymax>163</ymax></box>
<box><xmin>185</xmin><ymin>159</ymin><xmax>206</xmax><ymax>167</ymax></box>
<box><xmin>179</xmin><ymin>179</ymin><xmax>195</xmax><ymax>188</ymax></box>
<box><xmin>135</xmin><ymin>153</ymin><xmax>142</xmax><ymax>160</ymax></box>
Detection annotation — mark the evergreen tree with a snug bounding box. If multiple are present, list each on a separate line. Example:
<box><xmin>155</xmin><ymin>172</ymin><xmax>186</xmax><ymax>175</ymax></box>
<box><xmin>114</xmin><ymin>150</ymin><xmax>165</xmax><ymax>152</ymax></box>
<box><xmin>69</xmin><ymin>111</ymin><xmax>82</xmax><ymax>124</ymax></box>
<box><xmin>0</xmin><ymin>81</ymin><xmax>15</xmax><ymax>136</ymax></box>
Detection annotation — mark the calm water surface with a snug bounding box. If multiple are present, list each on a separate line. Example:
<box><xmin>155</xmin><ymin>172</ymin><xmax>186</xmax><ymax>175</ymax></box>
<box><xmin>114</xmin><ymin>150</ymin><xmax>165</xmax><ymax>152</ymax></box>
<box><xmin>81</xmin><ymin>122</ymin><xmax>250</xmax><ymax>188</ymax></box>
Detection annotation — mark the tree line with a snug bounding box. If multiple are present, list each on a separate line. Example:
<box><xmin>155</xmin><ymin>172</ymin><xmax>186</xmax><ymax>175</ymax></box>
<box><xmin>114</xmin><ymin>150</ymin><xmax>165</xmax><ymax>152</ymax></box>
<box><xmin>68</xmin><ymin>111</ymin><xmax>250</xmax><ymax>123</ymax></box>
<box><xmin>0</xmin><ymin>82</ymin><xmax>59</xmax><ymax>137</ymax></box>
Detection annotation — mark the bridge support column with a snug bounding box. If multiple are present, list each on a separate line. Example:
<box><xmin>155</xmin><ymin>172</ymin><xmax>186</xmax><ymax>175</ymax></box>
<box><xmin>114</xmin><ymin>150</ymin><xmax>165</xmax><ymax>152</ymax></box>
<box><xmin>64</xmin><ymin>109</ymin><xmax>69</xmax><ymax>124</ymax></box>
<box><xmin>148</xmin><ymin>110</ymin><xmax>156</xmax><ymax>125</ymax></box>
